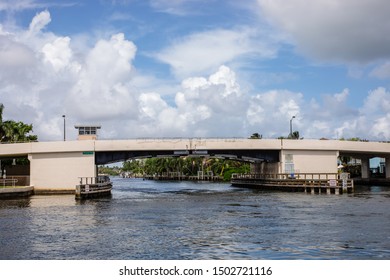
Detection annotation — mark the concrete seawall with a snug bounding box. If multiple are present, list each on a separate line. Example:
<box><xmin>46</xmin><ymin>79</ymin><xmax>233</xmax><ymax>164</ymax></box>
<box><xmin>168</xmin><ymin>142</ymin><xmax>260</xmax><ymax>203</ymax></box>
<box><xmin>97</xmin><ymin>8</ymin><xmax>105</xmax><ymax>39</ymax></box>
<box><xmin>0</xmin><ymin>186</ymin><xmax>34</xmax><ymax>198</ymax></box>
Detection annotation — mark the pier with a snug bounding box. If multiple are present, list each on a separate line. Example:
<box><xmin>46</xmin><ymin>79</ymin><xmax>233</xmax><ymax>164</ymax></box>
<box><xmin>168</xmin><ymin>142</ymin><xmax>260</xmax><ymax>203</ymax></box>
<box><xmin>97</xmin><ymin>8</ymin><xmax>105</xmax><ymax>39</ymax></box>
<box><xmin>75</xmin><ymin>175</ymin><xmax>112</xmax><ymax>199</ymax></box>
<box><xmin>231</xmin><ymin>173</ymin><xmax>354</xmax><ymax>194</ymax></box>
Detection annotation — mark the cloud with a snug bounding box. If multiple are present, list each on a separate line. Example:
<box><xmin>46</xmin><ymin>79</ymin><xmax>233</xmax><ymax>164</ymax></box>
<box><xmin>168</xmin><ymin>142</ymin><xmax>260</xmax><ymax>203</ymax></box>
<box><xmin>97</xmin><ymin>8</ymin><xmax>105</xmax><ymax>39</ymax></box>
<box><xmin>28</xmin><ymin>9</ymin><xmax>51</xmax><ymax>35</ymax></box>
<box><xmin>149</xmin><ymin>0</ymin><xmax>210</xmax><ymax>16</ymax></box>
<box><xmin>1</xmin><ymin>9</ymin><xmax>390</xmax><ymax>142</ymax></box>
<box><xmin>134</xmin><ymin>65</ymin><xmax>249</xmax><ymax>137</ymax></box>
<box><xmin>370</xmin><ymin>61</ymin><xmax>390</xmax><ymax>79</ymax></box>
<box><xmin>258</xmin><ymin>0</ymin><xmax>390</xmax><ymax>63</ymax></box>
<box><xmin>0</xmin><ymin>11</ymin><xmax>139</xmax><ymax>139</ymax></box>
<box><xmin>153</xmin><ymin>27</ymin><xmax>277</xmax><ymax>78</ymax></box>
<box><xmin>330</xmin><ymin>87</ymin><xmax>390</xmax><ymax>139</ymax></box>
<box><xmin>247</xmin><ymin>90</ymin><xmax>302</xmax><ymax>137</ymax></box>
<box><xmin>67</xmin><ymin>33</ymin><xmax>138</xmax><ymax>121</ymax></box>
<box><xmin>42</xmin><ymin>37</ymin><xmax>73</xmax><ymax>71</ymax></box>
<box><xmin>0</xmin><ymin>36</ymin><xmax>36</xmax><ymax>69</ymax></box>
<box><xmin>0</xmin><ymin>0</ymin><xmax>41</xmax><ymax>12</ymax></box>
<box><xmin>0</xmin><ymin>0</ymin><xmax>77</xmax><ymax>13</ymax></box>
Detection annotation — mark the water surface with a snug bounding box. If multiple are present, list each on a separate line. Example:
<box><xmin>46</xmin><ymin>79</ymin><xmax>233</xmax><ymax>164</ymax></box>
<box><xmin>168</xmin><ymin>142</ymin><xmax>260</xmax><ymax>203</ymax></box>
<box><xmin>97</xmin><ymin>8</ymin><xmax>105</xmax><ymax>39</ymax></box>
<box><xmin>0</xmin><ymin>178</ymin><xmax>389</xmax><ymax>259</ymax></box>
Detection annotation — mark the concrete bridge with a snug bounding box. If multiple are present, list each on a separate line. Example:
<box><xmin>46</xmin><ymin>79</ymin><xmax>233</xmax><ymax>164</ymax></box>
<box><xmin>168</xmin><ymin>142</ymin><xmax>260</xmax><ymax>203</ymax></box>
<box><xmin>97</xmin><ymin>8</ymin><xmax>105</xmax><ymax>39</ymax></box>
<box><xmin>1</xmin><ymin>138</ymin><xmax>390</xmax><ymax>193</ymax></box>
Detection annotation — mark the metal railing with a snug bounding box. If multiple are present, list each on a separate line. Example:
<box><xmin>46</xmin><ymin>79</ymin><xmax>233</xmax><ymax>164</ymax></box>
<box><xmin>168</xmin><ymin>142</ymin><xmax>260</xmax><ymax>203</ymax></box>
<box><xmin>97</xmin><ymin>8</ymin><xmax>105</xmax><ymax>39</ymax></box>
<box><xmin>76</xmin><ymin>176</ymin><xmax>112</xmax><ymax>197</ymax></box>
<box><xmin>0</xmin><ymin>178</ymin><xmax>18</xmax><ymax>188</ymax></box>
<box><xmin>231</xmin><ymin>173</ymin><xmax>354</xmax><ymax>190</ymax></box>
<box><xmin>79</xmin><ymin>175</ymin><xmax>110</xmax><ymax>185</ymax></box>
<box><xmin>231</xmin><ymin>173</ymin><xmax>343</xmax><ymax>180</ymax></box>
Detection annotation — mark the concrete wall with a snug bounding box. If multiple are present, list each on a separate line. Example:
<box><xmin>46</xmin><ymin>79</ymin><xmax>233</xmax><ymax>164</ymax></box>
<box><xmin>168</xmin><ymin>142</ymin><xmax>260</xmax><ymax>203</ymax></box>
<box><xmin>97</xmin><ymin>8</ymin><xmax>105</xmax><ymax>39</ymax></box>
<box><xmin>280</xmin><ymin>149</ymin><xmax>339</xmax><ymax>174</ymax></box>
<box><xmin>250</xmin><ymin>162</ymin><xmax>280</xmax><ymax>174</ymax></box>
<box><xmin>29</xmin><ymin>151</ymin><xmax>96</xmax><ymax>193</ymax></box>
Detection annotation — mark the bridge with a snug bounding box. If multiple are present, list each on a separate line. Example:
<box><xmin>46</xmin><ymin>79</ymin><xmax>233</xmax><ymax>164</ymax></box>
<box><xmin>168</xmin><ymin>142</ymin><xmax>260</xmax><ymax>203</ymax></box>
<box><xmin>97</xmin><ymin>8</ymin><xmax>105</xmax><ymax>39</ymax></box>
<box><xmin>1</xmin><ymin>138</ymin><xmax>390</xmax><ymax>193</ymax></box>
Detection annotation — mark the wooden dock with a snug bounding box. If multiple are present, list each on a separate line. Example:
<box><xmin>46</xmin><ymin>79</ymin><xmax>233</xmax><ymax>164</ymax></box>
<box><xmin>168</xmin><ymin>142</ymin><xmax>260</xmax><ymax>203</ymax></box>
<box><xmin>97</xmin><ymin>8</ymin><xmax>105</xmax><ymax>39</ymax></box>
<box><xmin>75</xmin><ymin>176</ymin><xmax>112</xmax><ymax>199</ymax></box>
<box><xmin>231</xmin><ymin>173</ymin><xmax>354</xmax><ymax>194</ymax></box>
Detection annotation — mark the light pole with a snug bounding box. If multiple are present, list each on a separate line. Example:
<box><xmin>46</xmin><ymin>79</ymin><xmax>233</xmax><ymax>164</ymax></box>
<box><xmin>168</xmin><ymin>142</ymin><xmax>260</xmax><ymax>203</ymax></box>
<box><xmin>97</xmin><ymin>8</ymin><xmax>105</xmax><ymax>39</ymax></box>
<box><xmin>289</xmin><ymin>115</ymin><xmax>295</xmax><ymax>137</ymax></box>
<box><xmin>62</xmin><ymin>115</ymin><xmax>66</xmax><ymax>141</ymax></box>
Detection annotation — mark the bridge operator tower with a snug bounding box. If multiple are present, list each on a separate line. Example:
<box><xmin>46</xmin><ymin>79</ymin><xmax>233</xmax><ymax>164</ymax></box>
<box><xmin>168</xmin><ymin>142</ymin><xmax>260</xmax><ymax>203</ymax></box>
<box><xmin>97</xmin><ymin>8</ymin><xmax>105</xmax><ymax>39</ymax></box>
<box><xmin>74</xmin><ymin>125</ymin><xmax>101</xmax><ymax>140</ymax></box>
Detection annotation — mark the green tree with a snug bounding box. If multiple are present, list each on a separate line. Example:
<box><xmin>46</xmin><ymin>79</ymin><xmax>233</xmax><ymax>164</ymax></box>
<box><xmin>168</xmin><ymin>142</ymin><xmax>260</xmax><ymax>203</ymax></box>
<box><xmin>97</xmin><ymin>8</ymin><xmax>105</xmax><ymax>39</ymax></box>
<box><xmin>249</xmin><ymin>133</ymin><xmax>262</xmax><ymax>139</ymax></box>
<box><xmin>123</xmin><ymin>159</ymin><xmax>145</xmax><ymax>175</ymax></box>
<box><xmin>288</xmin><ymin>131</ymin><xmax>300</xmax><ymax>140</ymax></box>
<box><xmin>0</xmin><ymin>103</ymin><xmax>37</xmax><ymax>142</ymax></box>
<box><xmin>135</xmin><ymin>157</ymin><xmax>249</xmax><ymax>181</ymax></box>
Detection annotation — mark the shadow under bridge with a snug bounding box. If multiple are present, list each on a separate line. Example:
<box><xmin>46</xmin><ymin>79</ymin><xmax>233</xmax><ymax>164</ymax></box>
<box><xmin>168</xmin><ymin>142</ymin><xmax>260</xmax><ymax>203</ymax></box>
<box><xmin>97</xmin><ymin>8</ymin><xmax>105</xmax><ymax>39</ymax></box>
<box><xmin>95</xmin><ymin>149</ymin><xmax>280</xmax><ymax>165</ymax></box>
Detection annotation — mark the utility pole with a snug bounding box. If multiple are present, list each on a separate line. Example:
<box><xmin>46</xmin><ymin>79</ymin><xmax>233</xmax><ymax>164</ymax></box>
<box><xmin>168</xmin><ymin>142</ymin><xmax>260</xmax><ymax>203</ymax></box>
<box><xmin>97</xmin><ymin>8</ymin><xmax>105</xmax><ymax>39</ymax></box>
<box><xmin>62</xmin><ymin>115</ymin><xmax>66</xmax><ymax>141</ymax></box>
<box><xmin>289</xmin><ymin>116</ymin><xmax>295</xmax><ymax>137</ymax></box>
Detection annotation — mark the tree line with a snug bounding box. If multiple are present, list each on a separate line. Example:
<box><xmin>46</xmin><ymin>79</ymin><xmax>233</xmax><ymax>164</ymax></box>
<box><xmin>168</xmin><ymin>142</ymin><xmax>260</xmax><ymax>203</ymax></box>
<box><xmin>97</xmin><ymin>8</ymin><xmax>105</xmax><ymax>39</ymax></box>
<box><xmin>0</xmin><ymin>104</ymin><xmax>37</xmax><ymax>143</ymax></box>
<box><xmin>0</xmin><ymin>104</ymin><xmax>37</xmax><ymax>173</ymax></box>
<box><xmin>121</xmin><ymin>157</ymin><xmax>250</xmax><ymax>181</ymax></box>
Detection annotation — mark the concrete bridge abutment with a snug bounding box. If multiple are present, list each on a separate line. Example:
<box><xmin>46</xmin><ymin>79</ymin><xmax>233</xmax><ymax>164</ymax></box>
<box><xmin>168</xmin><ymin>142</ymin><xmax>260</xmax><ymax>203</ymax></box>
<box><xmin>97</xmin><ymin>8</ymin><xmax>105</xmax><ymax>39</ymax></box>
<box><xmin>250</xmin><ymin>162</ymin><xmax>280</xmax><ymax>174</ymax></box>
<box><xmin>361</xmin><ymin>157</ymin><xmax>370</xmax><ymax>179</ymax></box>
<box><xmin>386</xmin><ymin>157</ymin><xmax>390</xmax><ymax>179</ymax></box>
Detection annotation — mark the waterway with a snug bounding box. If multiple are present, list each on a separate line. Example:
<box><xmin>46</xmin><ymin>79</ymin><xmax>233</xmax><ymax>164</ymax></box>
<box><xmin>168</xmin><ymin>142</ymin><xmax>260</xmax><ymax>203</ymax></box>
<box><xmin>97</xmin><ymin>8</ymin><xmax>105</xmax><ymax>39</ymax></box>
<box><xmin>0</xmin><ymin>178</ymin><xmax>389</xmax><ymax>260</ymax></box>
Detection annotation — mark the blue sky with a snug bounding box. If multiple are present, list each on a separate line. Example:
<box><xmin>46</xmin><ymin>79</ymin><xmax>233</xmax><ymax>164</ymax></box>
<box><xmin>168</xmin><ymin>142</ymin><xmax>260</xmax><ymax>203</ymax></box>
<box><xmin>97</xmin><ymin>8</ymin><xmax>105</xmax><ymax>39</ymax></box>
<box><xmin>1</xmin><ymin>0</ymin><xmax>390</xmax><ymax>141</ymax></box>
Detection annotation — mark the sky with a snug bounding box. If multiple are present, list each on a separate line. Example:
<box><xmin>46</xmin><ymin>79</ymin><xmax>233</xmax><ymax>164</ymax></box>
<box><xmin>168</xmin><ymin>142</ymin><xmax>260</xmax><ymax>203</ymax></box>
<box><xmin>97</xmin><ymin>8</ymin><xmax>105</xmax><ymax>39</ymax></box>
<box><xmin>1</xmin><ymin>0</ymin><xmax>390</xmax><ymax>141</ymax></box>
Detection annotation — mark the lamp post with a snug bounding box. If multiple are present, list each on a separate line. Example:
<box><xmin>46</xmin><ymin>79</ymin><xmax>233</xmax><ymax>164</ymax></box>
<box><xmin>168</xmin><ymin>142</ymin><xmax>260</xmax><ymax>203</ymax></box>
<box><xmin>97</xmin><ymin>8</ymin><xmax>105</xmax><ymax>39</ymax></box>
<box><xmin>289</xmin><ymin>116</ymin><xmax>295</xmax><ymax>137</ymax></box>
<box><xmin>62</xmin><ymin>115</ymin><xmax>66</xmax><ymax>141</ymax></box>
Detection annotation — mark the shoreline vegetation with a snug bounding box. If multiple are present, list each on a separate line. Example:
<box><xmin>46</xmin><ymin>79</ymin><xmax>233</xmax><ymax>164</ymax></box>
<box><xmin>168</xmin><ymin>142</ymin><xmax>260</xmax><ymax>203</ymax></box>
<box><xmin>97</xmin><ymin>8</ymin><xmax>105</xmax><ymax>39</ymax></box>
<box><xmin>0</xmin><ymin>104</ymin><xmax>38</xmax><ymax>176</ymax></box>
<box><xmin>99</xmin><ymin>158</ymin><xmax>251</xmax><ymax>181</ymax></box>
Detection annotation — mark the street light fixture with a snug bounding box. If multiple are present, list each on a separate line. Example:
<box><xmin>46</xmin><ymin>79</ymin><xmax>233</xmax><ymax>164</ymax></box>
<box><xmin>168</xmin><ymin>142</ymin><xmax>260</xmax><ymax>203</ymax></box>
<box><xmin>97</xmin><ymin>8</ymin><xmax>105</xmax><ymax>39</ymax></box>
<box><xmin>289</xmin><ymin>116</ymin><xmax>296</xmax><ymax>137</ymax></box>
<box><xmin>62</xmin><ymin>115</ymin><xmax>66</xmax><ymax>141</ymax></box>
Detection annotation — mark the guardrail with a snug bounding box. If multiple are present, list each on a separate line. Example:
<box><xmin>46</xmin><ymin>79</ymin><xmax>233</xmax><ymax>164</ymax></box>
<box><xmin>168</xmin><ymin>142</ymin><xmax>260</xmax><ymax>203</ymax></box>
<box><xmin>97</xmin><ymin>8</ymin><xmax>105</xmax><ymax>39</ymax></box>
<box><xmin>0</xmin><ymin>178</ymin><xmax>18</xmax><ymax>187</ymax></box>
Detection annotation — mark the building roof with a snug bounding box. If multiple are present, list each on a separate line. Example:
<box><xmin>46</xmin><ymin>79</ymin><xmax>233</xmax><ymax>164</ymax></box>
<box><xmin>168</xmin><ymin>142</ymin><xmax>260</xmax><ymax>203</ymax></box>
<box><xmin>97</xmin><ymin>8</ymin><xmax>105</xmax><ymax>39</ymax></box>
<box><xmin>74</xmin><ymin>125</ymin><xmax>101</xmax><ymax>129</ymax></box>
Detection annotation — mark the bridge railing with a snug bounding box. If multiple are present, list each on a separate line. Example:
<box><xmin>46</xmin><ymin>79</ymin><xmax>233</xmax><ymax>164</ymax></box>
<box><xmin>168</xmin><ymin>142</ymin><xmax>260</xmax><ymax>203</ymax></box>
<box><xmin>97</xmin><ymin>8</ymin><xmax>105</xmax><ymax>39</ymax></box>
<box><xmin>231</xmin><ymin>173</ymin><xmax>344</xmax><ymax>180</ymax></box>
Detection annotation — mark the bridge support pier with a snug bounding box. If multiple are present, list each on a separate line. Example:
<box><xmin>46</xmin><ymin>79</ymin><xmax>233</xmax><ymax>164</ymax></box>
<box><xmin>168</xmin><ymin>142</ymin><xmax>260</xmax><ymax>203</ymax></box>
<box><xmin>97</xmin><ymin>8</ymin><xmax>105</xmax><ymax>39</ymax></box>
<box><xmin>386</xmin><ymin>157</ymin><xmax>390</xmax><ymax>179</ymax></box>
<box><xmin>29</xmin><ymin>151</ymin><xmax>96</xmax><ymax>193</ymax></box>
<box><xmin>361</xmin><ymin>157</ymin><xmax>370</xmax><ymax>179</ymax></box>
<box><xmin>250</xmin><ymin>162</ymin><xmax>279</xmax><ymax>174</ymax></box>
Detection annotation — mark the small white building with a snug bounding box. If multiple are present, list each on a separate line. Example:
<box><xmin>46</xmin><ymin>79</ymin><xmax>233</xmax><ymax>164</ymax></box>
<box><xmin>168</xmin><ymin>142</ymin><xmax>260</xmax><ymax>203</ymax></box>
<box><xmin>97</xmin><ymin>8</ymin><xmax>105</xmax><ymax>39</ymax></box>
<box><xmin>74</xmin><ymin>125</ymin><xmax>101</xmax><ymax>140</ymax></box>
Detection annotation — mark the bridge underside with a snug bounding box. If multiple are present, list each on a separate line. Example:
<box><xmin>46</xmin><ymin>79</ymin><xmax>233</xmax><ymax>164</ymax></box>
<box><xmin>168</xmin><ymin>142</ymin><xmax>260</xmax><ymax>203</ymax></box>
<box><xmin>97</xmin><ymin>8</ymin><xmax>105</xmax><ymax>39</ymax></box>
<box><xmin>95</xmin><ymin>149</ymin><xmax>280</xmax><ymax>165</ymax></box>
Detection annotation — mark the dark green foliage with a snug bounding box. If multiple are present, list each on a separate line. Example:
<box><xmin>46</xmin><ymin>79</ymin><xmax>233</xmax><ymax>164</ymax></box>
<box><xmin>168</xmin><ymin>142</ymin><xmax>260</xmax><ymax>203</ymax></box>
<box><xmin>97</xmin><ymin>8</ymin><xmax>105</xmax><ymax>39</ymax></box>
<box><xmin>122</xmin><ymin>157</ymin><xmax>250</xmax><ymax>181</ymax></box>
<box><xmin>249</xmin><ymin>133</ymin><xmax>262</xmax><ymax>139</ymax></box>
<box><xmin>0</xmin><ymin>103</ymin><xmax>38</xmax><ymax>142</ymax></box>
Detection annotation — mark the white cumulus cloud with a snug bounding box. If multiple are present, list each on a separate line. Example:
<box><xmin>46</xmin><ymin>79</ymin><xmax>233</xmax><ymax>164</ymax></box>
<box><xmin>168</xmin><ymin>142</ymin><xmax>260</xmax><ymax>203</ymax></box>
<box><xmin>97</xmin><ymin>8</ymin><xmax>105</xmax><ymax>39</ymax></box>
<box><xmin>258</xmin><ymin>0</ymin><xmax>390</xmax><ymax>63</ymax></box>
<box><xmin>28</xmin><ymin>9</ymin><xmax>51</xmax><ymax>35</ymax></box>
<box><xmin>1</xmin><ymin>10</ymin><xmax>390</xmax><ymax>142</ymax></box>
<box><xmin>154</xmin><ymin>27</ymin><xmax>277</xmax><ymax>78</ymax></box>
